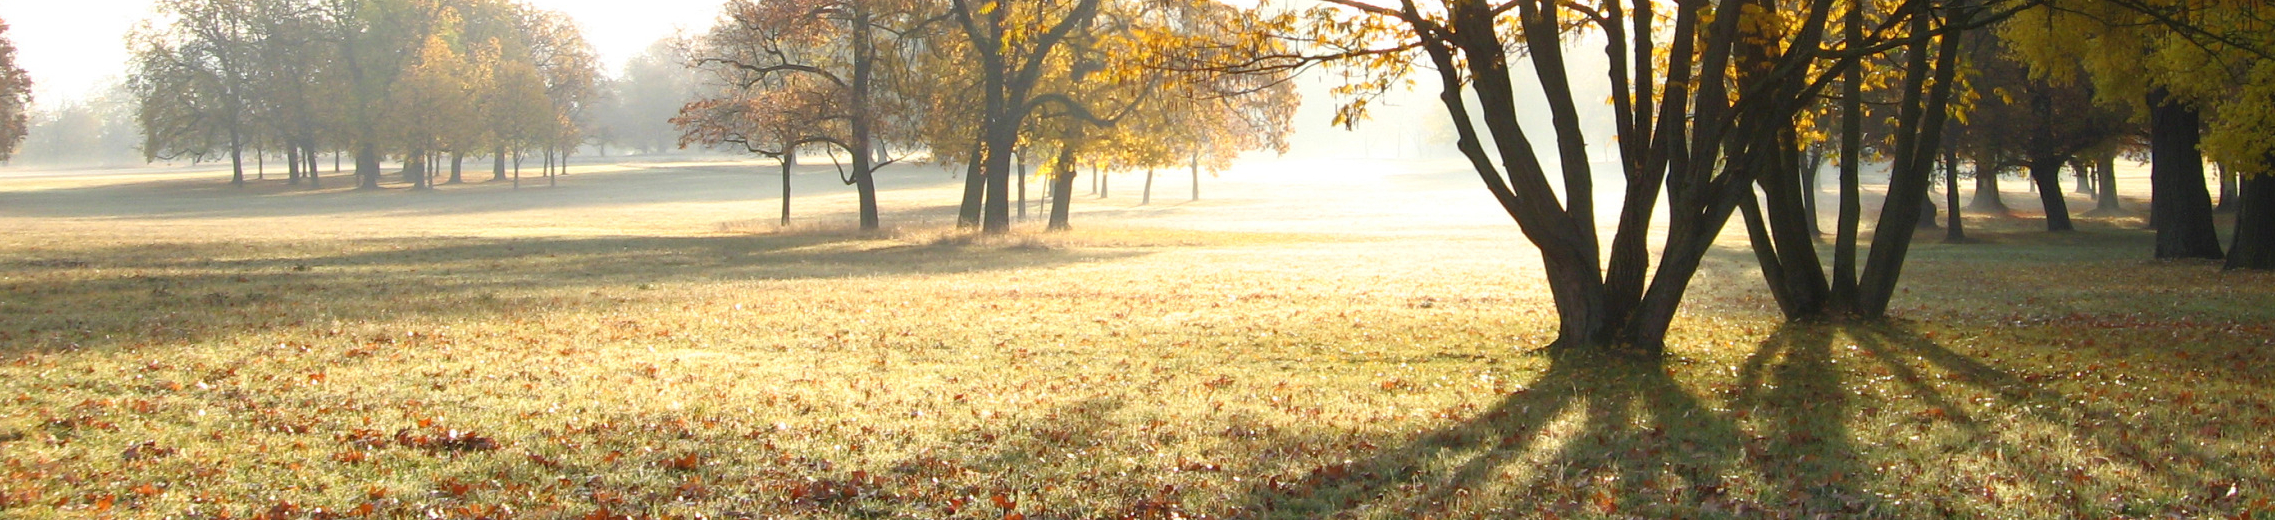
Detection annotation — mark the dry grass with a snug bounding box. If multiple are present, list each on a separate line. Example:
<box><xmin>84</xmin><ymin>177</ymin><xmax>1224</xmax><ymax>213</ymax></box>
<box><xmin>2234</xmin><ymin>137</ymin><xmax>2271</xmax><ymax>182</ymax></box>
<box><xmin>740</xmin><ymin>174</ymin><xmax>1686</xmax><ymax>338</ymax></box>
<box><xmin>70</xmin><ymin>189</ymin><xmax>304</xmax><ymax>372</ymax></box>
<box><xmin>0</xmin><ymin>158</ymin><xmax>2270</xmax><ymax>519</ymax></box>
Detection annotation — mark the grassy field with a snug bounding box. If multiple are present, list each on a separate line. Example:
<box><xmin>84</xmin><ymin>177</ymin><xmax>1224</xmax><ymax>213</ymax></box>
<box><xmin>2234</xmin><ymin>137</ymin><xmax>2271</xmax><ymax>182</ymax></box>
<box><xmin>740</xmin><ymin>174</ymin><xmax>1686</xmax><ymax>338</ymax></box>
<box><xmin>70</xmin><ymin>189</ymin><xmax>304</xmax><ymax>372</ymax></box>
<box><xmin>1</xmin><ymin>157</ymin><xmax>2271</xmax><ymax>519</ymax></box>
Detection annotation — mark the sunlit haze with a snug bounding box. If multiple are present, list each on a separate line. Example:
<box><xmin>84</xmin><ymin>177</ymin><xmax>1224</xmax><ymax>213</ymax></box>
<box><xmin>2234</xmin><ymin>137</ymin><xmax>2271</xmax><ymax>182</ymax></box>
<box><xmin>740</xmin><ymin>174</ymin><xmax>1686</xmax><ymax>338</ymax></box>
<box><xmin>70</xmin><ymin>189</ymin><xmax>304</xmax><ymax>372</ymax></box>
<box><xmin>0</xmin><ymin>0</ymin><xmax>723</xmax><ymax>105</ymax></box>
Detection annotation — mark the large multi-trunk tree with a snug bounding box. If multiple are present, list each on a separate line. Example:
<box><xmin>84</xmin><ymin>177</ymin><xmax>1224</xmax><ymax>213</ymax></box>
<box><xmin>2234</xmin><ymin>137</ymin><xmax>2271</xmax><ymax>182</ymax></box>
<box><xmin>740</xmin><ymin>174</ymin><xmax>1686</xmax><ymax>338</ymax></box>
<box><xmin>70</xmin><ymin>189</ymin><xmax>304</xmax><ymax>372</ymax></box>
<box><xmin>1254</xmin><ymin>0</ymin><xmax>2028</xmax><ymax>354</ymax></box>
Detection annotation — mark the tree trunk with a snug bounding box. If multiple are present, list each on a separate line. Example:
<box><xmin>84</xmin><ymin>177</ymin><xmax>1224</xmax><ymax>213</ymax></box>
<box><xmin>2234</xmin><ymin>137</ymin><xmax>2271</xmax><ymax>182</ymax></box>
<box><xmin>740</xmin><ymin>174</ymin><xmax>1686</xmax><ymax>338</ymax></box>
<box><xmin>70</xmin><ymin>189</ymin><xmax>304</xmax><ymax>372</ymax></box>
<box><xmin>355</xmin><ymin>143</ymin><xmax>381</xmax><ymax>190</ymax></box>
<box><xmin>2073</xmin><ymin>160</ymin><xmax>2095</xmax><ymax>195</ymax></box>
<box><xmin>2216</xmin><ymin>164</ymin><xmax>2237</xmax><ymax>213</ymax></box>
<box><xmin>957</xmin><ymin>139</ymin><xmax>986</xmax><ymax>227</ymax></box>
<box><xmin>229</xmin><ymin>127</ymin><xmax>246</xmax><ymax>187</ymax></box>
<box><xmin>849</xmin><ymin>9</ymin><xmax>882</xmax><ymax>232</ymax></box>
<box><xmin>1047</xmin><ymin>146</ymin><xmax>1079</xmax><ymax>231</ymax></box>
<box><xmin>1944</xmin><ymin>148</ymin><xmax>1965</xmax><ymax>242</ymax></box>
<box><xmin>2028</xmin><ymin>155</ymin><xmax>2074</xmax><ymax>231</ymax></box>
<box><xmin>1831</xmin><ymin>0</ymin><xmax>1863</xmax><ymax>305</ymax></box>
<box><xmin>1802</xmin><ymin>147</ymin><xmax>1823</xmax><ymax>236</ymax></box>
<box><xmin>257</xmin><ymin>148</ymin><xmax>265</xmax><ymax>181</ymax></box>
<box><xmin>1099</xmin><ymin>167</ymin><xmax>1108</xmax><ymax>198</ymax></box>
<box><xmin>1855</xmin><ymin>0</ymin><xmax>1969</xmax><ymax>317</ymax></box>
<box><xmin>512</xmin><ymin>151</ymin><xmax>521</xmax><ymax>189</ymax></box>
<box><xmin>1968</xmin><ymin>169</ymin><xmax>2008</xmax><ymax>213</ymax></box>
<box><xmin>2093</xmin><ymin>154</ymin><xmax>2120</xmax><ymax>214</ymax></box>
<box><xmin>404</xmin><ymin>150</ymin><xmax>426</xmax><ymax>188</ymax></box>
<box><xmin>493</xmin><ymin>147</ymin><xmax>507</xmax><ymax>181</ymax></box>
<box><xmin>1190</xmin><ymin>152</ymin><xmax>1200</xmax><ymax>201</ymax></box>
<box><xmin>287</xmin><ymin>146</ymin><xmax>302</xmax><ymax>185</ymax></box>
<box><xmin>1917</xmin><ymin>195</ymin><xmax>1939</xmax><ymax>229</ymax></box>
<box><xmin>447</xmin><ymin>152</ymin><xmax>464</xmax><ymax>184</ymax></box>
<box><xmin>2148</xmin><ymin>88</ymin><xmax>2224</xmax><ymax>259</ymax></box>
<box><xmin>1142</xmin><ymin>168</ymin><xmax>1155</xmax><ymax>205</ymax></box>
<box><xmin>303</xmin><ymin>141</ymin><xmax>320</xmax><ymax>189</ymax></box>
<box><xmin>1016</xmin><ymin>151</ymin><xmax>1027</xmax><ymax>220</ymax></box>
<box><xmin>781</xmin><ymin>150</ymin><xmax>795</xmax><ymax>226</ymax></box>
<box><xmin>2226</xmin><ymin>171</ymin><xmax>2275</xmax><ymax>270</ymax></box>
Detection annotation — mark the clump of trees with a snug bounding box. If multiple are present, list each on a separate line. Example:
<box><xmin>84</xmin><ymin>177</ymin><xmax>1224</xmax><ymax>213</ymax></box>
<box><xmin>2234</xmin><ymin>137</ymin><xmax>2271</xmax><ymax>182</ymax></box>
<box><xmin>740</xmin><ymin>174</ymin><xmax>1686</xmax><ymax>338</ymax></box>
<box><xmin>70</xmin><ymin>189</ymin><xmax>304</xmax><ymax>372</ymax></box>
<box><xmin>127</xmin><ymin>0</ymin><xmax>602</xmax><ymax>189</ymax></box>
<box><xmin>672</xmin><ymin>0</ymin><xmax>1297</xmax><ymax>231</ymax></box>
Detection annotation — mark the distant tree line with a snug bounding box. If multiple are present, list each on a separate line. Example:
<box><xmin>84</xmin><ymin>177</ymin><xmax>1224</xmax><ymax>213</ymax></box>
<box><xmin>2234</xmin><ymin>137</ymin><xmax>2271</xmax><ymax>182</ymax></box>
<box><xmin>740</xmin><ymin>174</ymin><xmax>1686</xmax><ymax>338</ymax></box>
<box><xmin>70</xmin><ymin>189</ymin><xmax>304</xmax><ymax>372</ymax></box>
<box><xmin>126</xmin><ymin>0</ymin><xmax>604</xmax><ymax>188</ymax></box>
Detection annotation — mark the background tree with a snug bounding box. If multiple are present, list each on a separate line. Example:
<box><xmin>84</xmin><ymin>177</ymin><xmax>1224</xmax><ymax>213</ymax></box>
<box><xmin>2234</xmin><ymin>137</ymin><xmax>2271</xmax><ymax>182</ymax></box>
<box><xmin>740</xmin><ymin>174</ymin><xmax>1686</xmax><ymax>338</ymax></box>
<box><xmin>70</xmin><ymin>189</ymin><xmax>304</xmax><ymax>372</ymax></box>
<box><xmin>0</xmin><ymin>18</ymin><xmax>29</xmax><ymax>161</ymax></box>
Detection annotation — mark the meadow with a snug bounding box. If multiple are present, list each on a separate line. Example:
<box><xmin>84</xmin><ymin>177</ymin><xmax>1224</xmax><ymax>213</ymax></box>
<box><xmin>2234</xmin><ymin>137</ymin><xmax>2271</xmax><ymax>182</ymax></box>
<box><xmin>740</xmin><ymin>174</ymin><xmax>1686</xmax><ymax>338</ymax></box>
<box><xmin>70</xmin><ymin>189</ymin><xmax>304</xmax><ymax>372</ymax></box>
<box><xmin>0</xmin><ymin>157</ymin><xmax>2270</xmax><ymax>519</ymax></box>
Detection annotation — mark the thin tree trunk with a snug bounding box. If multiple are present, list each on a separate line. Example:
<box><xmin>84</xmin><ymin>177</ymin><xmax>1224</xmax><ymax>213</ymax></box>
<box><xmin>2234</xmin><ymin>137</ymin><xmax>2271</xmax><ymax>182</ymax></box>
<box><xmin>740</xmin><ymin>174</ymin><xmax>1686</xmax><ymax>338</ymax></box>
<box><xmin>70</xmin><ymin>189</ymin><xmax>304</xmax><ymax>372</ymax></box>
<box><xmin>2073</xmin><ymin>160</ymin><xmax>2095</xmax><ymax>195</ymax></box>
<box><xmin>512</xmin><ymin>151</ymin><xmax>521</xmax><ymax>189</ymax></box>
<box><xmin>1917</xmin><ymin>194</ymin><xmax>1939</xmax><ymax>229</ymax></box>
<box><xmin>1945</xmin><ymin>148</ymin><xmax>1965</xmax><ymax>242</ymax></box>
<box><xmin>257</xmin><ymin>149</ymin><xmax>266</xmax><ymax>180</ymax></box>
<box><xmin>781</xmin><ymin>150</ymin><xmax>795</xmax><ymax>226</ymax></box>
<box><xmin>287</xmin><ymin>146</ymin><xmax>301</xmax><ymax>185</ymax></box>
<box><xmin>1856</xmin><ymin>0</ymin><xmax>1969</xmax><ymax>316</ymax></box>
<box><xmin>2148</xmin><ymin>88</ymin><xmax>2224</xmax><ymax>259</ymax></box>
<box><xmin>1831</xmin><ymin>0</ymin><xmax>1863</xmax><ymax>304</ymax></box>
<box><xmin>1142</xmin><ymin>168</ymin><xmax>1154</xmax><ymax>205</ymax></box>
<box><xmin>1017</xmin><ymin>152</ymin><xmax>1027</xmax><ymax>220</ymax></box>
<box><xmin>493</xmin><ymin>147</ymin><xmax>506</xmax><ymax>181</ymax></box>
<box><xmin>447</xmin><ymin>152</ymin><xmax>464</xmax><ymax>184</ymax></box>
<box><xmin>303</xmin><ymin>141</ymin><xmax>320</xmax><ymax>189</ymax></box>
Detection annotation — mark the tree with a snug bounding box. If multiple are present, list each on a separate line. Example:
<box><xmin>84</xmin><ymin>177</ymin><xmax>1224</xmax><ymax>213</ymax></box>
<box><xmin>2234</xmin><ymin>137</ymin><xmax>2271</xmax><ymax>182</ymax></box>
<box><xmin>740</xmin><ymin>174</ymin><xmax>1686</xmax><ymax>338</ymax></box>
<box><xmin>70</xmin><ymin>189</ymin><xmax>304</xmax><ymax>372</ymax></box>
<box><xmin>0</xmin><ymin>18</ymin><xmax>32</xmax><ymax>161</ymax></box>
<box><xmin>1944</xmin><ymin>38</ymin><xmax>2136</xmax><ymax>231</ymax></box>
<box><xmin>1244</xmin><ymin>0</ymin><xmax>2033</xmax><ymax>354</ymax></box>
<box><xmin>133</xmin><ymin>0</ymin><xmax>267</xmax><ymax>185</ymax></box>
<box><xmin>1995</xmin><ymin>0</ymin><xmax>2272</xmax><ymax>262</ymax></box>
<box><xmin>684</xmin><ymin>0</ymin><xmax>926</xmax><ymax>230</ymax></box>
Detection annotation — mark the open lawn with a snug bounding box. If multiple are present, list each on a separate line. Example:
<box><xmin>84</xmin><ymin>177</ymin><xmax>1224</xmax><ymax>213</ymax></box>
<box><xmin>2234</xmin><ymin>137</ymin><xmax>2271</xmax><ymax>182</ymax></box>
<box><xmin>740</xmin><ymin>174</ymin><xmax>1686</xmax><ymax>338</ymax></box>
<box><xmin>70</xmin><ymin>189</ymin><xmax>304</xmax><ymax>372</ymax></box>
<box><xmin>1</xmin><ymin>158</ymin><xmax>2271</xmax><ymax>518</ymax></box>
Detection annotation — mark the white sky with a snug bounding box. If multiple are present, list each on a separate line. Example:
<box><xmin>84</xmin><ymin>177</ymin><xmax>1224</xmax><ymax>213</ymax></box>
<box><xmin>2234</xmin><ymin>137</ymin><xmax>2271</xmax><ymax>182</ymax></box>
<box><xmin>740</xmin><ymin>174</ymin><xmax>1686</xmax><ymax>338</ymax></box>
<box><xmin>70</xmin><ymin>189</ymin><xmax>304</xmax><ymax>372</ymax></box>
<box><xmin>0</xmin><ymin>0</ymin><xmax>724</xmax><ymax>107</ymax></box>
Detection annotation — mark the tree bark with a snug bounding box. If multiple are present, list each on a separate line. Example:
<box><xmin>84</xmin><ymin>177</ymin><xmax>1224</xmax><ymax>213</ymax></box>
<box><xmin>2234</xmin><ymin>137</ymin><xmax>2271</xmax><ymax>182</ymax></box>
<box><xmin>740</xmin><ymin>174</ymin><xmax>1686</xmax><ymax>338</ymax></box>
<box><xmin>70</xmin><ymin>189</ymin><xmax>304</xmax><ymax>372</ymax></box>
<box><xmin>2227</xmin><ymin>172</ymin><xmax>2275</xmax><ymax>270</ymax></box>
<box><xmin>493</xmin><ymin>147</ymin><xmax>507</xmax><ymax>181</ymax></box>
<box><xmin>2028</xmin><ymin>155</ymin><xmax>2074</xmax><ymax>231</ymax></box>
<box><xmin>2073</xmin><ymin>160</ymin><xmax>2095</xmax><ymax>195</ymax></box>
<box><xmin>286</xmin><ymin>146</ymin><xmax>302</xmax><ymax>185</ymax></box>
<box><xmin>1856</xmin><ymin>0</ymin><xmax>1968</xmax><ymax>317</ymax></box>
<box><xmin>1830</xmin><ymin>0</ymin><xmax>1862</xmax><ymax>304</ymax></box>
<box><xmin>2148</xmin><ymin>88</ymin><xmax>2223</xmax><ymax>259</ymax></box>
<box><xmin>1944</xmin><ymin>148</ymin><xmax>1965</xmax><ymax>241</ymax></box>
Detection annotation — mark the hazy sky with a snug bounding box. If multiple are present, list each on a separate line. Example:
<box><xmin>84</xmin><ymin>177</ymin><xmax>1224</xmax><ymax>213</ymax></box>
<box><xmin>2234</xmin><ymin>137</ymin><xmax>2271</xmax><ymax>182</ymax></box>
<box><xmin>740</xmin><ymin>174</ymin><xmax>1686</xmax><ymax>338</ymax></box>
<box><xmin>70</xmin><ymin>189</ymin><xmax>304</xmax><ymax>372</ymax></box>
<box><xmin>0</xmin><ymin>0</ymin><xmax>724</xmax><ymax>106</ymax></box>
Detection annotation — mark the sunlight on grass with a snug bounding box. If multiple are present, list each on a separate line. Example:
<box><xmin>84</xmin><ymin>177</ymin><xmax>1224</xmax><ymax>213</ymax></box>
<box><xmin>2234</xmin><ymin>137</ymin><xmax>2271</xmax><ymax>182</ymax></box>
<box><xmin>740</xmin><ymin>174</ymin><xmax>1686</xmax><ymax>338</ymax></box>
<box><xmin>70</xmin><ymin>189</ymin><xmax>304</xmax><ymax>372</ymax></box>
<box><xmin>0</xmin><ymin>161</ymin><xmax>2270</xmax><ymax>518</ymax></box>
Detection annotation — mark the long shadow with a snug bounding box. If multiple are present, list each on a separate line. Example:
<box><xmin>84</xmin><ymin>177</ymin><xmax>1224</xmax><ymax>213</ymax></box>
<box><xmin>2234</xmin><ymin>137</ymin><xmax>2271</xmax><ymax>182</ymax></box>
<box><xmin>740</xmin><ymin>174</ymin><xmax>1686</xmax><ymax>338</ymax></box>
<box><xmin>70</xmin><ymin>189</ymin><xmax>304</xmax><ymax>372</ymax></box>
<box><xmin>1847</xmin><ymin>321</ymin><xmax>2266</xmax><ymax>515</ymax></box>
<box><xmin>1231</xmin><ymin>350</ymin><xmax>1746</xmax><ymax>518</ymax></box>
<box><xmin>0</xmin><ymin>232</ymin><xmax>1139</xmax><ymax>354</ymax></box>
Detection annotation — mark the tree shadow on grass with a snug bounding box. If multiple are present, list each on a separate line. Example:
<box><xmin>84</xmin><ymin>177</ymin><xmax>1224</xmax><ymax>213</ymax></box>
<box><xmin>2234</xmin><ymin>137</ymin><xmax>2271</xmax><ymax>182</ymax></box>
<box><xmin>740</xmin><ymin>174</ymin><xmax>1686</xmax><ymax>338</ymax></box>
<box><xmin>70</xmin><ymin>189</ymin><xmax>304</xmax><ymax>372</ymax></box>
<box><xmin>0</xmin><ymin>231</ymin><xmax>1140</xmax><ymax>354</ymax></box>
<box><xmin>1228</xmin><ymin>319</ymin><xmax>2266</xmax><ymax>518</ymax></box>
<box><xmin>1232</xmin><ymin>350</ymin><xmax>1752</xmax><ymax>518</ymax></box>
<box><xmin>1842</xmin><ymin>321</ymin><xmax>2264</xmax><ymax>516</ymax></box>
